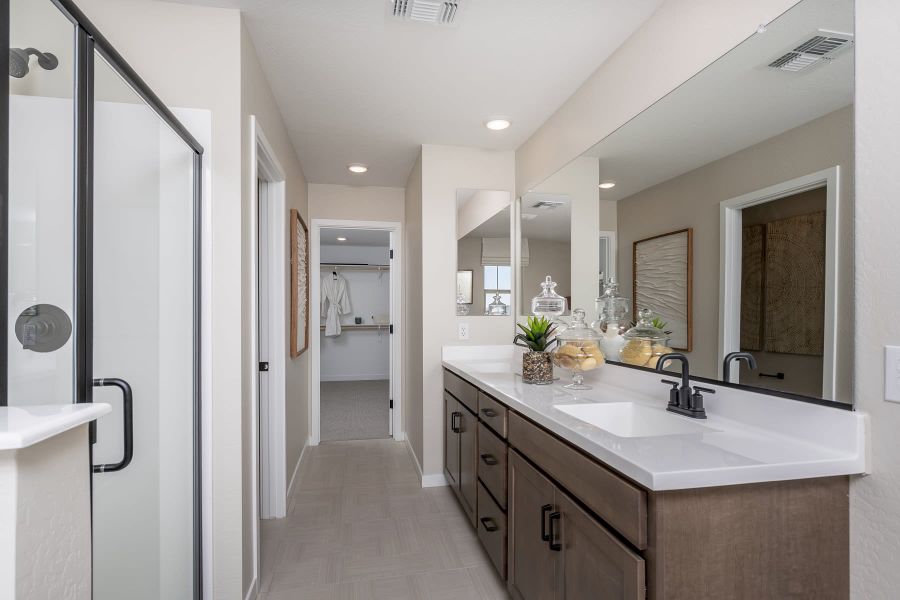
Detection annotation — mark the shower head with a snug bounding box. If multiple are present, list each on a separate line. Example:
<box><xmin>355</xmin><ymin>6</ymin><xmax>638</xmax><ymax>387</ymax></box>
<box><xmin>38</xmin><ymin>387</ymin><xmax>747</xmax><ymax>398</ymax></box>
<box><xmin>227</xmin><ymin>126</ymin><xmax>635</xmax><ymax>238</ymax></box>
<box><xmin>9</xmin><ymin>47</ymin><xmax>58</xmax><ymax>78</ymax></box>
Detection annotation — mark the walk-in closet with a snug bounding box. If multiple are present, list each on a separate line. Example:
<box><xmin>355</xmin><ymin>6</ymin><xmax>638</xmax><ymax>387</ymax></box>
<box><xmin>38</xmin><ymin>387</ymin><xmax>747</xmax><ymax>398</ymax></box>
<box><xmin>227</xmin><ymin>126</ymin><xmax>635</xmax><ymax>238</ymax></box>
<box><xmin>318</xmin><ymin>228</ymin><xmax>392</xmax><ymax>441</ymax></box>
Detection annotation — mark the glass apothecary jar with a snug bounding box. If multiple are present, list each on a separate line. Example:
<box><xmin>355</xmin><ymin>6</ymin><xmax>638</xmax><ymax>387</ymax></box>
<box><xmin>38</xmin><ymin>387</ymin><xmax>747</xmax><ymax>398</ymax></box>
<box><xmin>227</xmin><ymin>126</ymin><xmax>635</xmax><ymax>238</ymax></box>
<box><xmin>531</xmin><ymin>275</ymin><xmax>567</xmax><ymax>320</ymax></box>
<box><xmin>591</xmin><ymin>277</ymin><xmax>630</xmax><ymax>361</ymax></box>
<box><xmin>552</xmin><ymin>309</ymin><xmax>604</xmax><ymax>390</ymax></box>
<box><xmin>620</xmin><ymin>308</ymin><xmax>675</xmax><ymax>369</ymax></box>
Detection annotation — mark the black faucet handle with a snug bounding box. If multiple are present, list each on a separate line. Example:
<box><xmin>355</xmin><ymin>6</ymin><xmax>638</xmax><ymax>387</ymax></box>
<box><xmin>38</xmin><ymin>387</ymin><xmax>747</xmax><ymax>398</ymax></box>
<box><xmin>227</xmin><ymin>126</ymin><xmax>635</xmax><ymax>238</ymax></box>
<box><xmin>694</xmin><ymin>385</ymin><xmax>716</xmax><ymax>394</ymax></box>
<box><xmin>660</xmin><ymin>379</ymin><xmax>680</xmax><ymax>387</ymax></box>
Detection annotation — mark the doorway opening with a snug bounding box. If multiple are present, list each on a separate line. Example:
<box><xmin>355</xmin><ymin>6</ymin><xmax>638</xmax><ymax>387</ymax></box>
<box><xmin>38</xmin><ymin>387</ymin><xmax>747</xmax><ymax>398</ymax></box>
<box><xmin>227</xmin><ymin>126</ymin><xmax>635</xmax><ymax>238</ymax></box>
<box><xmin>719</xmin><ymin>167</ymin><xmax>839</xmax><ymax>399</ymax></box>
<box><xmin>310</xmin><ymin>220</ymin><xmax>403</xmax><ymax>445</ymax></box>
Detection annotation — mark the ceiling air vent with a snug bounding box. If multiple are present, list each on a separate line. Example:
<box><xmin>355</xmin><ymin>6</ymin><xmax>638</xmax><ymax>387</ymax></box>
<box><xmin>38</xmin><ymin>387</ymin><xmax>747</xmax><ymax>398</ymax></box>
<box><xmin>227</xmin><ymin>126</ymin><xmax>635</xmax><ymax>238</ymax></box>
<box><xmin>767</xmin><ymin>29</ymin><xmax>854</xmax><ymax>72</ymax></box>
<box><xmin>532</xmin><ymin>200</ymin><xmax>565</xmax><ymax>210</ymax></box>
<box><xmin>390</xmin><ymin>0</ymin><xmax>464</xmax><ymax>26</ymax></box>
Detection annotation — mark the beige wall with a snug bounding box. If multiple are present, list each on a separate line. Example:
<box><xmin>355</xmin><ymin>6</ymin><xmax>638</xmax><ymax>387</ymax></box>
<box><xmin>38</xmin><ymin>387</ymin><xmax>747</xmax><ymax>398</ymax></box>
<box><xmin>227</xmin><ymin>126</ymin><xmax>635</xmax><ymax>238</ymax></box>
<box><xmin>516</xmin><ymin>0</ymin><xmax>802</xmax><ymax>194</ymax></box>
<box><xmin>309</xmin><ymin>184</ymin><xmax>404</xmax><ymax>222</ymax></box>
<box><xmin>457</xmin><ymin>238</ymin><xmax>487</xmax><ymax>315</ymax></box>
<box><xmin>418</xmin><ymin>145</ymin><xmax>516</xmax><ymax>477</ymax></box>
<box><xmin>76</xmin><ymin>1</ymin><xmax>245</xmax><ymax>597</ymax></box>
<box><xmin>403</xmin><ymin>153</ymin><xmax>424</xmax><ymax>469</ymax></box>
<box><xmin>615</xmin><ymin>107</ymin><xmax>852</xmax><ymax>401</ymax></box>
<box><xmin>850</xmin><ymin>0</ymin><xmax>900</xmax><ymax>596</ymax></box>
<box><xmin>240</xmin><ymin>21</ymin><xmax>309</xmax><ymax>597</ymax></box>
<box><xmin>521</xmin><ymin>239</ymin><xmax>571</xmax><ymax>308</ymax></box>
<box><xmin>532</xmin><ymin>156</ymin><xmax>600</xmax><ymax>314</ymax></box>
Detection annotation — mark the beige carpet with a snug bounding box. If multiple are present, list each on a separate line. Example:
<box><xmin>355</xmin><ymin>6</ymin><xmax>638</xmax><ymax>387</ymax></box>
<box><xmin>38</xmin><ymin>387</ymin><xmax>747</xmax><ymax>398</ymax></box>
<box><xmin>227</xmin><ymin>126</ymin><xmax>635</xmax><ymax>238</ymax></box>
<box><xmin>320</xmin><ymin>380</ymin><xmax>390</xmax><ymax>442</ymax></box>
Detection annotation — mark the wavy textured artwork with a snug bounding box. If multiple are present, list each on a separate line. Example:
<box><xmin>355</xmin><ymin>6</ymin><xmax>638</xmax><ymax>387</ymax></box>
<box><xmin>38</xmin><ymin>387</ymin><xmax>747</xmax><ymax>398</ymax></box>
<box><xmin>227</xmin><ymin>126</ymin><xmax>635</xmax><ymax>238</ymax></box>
<box><xmin>633</xmin><ymin>229</ymin><xmax>692</xmax><ymax>350</ymax></box>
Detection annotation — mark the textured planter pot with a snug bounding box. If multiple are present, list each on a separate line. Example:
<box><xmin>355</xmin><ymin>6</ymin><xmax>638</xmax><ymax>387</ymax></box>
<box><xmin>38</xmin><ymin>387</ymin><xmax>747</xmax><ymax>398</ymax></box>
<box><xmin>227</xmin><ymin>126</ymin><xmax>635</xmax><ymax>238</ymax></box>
<box><xmin>522</xmin><ymin>351</ymin><xmax>553</xmax><ymax>384</ymax></box>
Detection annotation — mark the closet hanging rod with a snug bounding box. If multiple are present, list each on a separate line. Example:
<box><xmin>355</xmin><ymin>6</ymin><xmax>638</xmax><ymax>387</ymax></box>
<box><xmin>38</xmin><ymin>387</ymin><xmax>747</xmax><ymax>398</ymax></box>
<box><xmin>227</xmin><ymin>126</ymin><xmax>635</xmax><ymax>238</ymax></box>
<box><xmin>319</xmin><ymin>264</ymin><xmax>390</xmax><ymax>271</ymax></box>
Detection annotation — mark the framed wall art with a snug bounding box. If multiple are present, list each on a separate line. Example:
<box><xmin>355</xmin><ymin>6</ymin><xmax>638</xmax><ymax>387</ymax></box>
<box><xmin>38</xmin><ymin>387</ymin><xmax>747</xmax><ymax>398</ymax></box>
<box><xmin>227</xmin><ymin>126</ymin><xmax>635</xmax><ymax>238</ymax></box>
<box><xmin>633</xmin><ymin>228</ymin><xmax>693</xmax><ymax>351</ymax></box>
<box><xmin>290</xmin><ymin>209</ymin><xmax>310</xmax><ymax>358</ymax></box>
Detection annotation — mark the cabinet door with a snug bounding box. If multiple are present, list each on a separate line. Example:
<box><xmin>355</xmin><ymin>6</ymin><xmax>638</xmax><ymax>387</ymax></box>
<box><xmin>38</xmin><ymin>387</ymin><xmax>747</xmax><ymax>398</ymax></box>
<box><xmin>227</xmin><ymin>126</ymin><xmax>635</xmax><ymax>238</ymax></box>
<box><xmin>555</xmin><ymin>490</ymin><xmax>645</xmax><ymax>600</ymax></box>
<box><xmin>508</xmin><ymin>451</ymin><xmax>557</xmax><ymax>600</ymax></box>
<box><xmin>444</xmin><ymin>392</ymin><xmax>460</xmax><ymax>488</ymax></box>
<box><xmin>458</xmin><ymin>405</ymin><xmax>478</xmax><ymax>526</ymax></box>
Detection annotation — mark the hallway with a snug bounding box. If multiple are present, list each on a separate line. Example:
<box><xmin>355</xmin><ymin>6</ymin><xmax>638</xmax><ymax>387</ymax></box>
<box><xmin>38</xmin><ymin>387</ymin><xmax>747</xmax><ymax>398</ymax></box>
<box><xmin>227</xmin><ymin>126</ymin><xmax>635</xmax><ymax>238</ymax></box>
<box><xmin>259</xmin><ymin>440</ymin><xmax>509</xmax><ymax>599</ymax></box>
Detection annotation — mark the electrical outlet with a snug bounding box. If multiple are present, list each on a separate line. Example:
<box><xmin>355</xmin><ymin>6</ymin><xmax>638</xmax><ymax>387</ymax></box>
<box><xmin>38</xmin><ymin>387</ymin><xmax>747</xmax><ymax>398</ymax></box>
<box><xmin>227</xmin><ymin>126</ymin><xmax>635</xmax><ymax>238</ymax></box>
<box><xmin>458</xmin><ymin>322</ymin><xmax>470</xmax><ymax>341</ymax></box>
<box><xmin>885</xmin><ymin>346</ymin><xmax>900</xmax><ymax>403</ymax></box>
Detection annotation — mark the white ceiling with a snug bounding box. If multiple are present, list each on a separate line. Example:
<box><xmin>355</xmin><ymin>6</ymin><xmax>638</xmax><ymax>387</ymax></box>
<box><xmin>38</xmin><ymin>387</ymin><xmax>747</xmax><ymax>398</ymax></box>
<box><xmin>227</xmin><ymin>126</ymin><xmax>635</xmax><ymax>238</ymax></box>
<box><xmin>164</xmin><ymin>0</ymin><xmax>662</xmax><ymax>186</ymax></box>
<box><xmin>581</xmin><ymin>0</ymin><xmax>853</xmax><ymax>202</ymax></box>
<box><xmin>321</xmin><ymin>227</ymin><xmax>390</xmax><ymax>246</ymax></box>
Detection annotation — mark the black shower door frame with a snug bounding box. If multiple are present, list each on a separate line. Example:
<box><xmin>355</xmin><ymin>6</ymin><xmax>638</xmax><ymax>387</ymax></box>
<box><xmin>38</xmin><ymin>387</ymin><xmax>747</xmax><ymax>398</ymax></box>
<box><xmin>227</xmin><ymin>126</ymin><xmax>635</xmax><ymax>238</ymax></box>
<box><xmin>1</xmin><ymin>0</ymin><xmax>205</xmax><ymax>597</ymax></box>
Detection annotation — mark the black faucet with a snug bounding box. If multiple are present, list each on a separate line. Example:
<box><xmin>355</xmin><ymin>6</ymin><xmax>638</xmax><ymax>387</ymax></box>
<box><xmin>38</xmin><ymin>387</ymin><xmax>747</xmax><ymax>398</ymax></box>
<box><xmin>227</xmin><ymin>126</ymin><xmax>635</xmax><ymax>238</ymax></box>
<box><xmin>656</xmin><ymin>353</ymin><xmax>714</xmax><ymax>419</ymax></box>
<box><xmin>723</xmin><ymin>351</ymin><xmax>757</xmax><ymax>383</ymax></box>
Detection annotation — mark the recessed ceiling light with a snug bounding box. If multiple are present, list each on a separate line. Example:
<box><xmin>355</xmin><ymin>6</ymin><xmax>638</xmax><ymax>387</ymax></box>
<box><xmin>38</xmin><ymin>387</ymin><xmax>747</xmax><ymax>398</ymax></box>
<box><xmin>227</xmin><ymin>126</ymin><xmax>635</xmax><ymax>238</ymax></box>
<box><xmin>348</xmin><ymin>164</ymin><xmax>368</xmax><ymax>174</ymax></box>
<box><xmin>599</xmin><ymin>182</ymin><xmax>616</xmax><ymax>189</ymax></box>
<box><xmin>336</xmin><ymin>237</ymin><xmax>347</xmax><ymax>242</ymax></box>
<box><xmin>485</xmin><ymin>118</ymin><xmax>511</xmax><ymax>131</ymax></box>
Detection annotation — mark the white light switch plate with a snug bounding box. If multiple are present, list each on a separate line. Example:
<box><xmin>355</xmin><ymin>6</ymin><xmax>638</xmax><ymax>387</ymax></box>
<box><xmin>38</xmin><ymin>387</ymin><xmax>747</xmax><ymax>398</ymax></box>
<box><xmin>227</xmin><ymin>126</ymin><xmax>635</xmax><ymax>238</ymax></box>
<box><xmin>885</xmin><ymin>346</ymin><xmax>900</xmax><ymax>403</ymax></box>
<box><xmin>458</xmin><ymin>322</ymin><xmax>470</xmax><ymax>341</ymax></box>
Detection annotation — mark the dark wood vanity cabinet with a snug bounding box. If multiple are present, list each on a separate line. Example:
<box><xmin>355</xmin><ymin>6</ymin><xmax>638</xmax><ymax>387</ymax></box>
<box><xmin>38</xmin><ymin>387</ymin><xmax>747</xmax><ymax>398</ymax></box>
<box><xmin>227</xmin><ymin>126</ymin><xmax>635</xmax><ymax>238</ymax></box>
<box><xmin>443</xmin><ymin>375</ymin><xmax>478</xmax><ymax>527</ymax></box>
<box><xmin>508</xmin><ymin>450</ymin><xmax>645</xmax><ymax>600</ymax></box>
<box><xmin>442</xmin><ymin>368</ymin><xmax>849</xmax><ymax>600</ymax></box>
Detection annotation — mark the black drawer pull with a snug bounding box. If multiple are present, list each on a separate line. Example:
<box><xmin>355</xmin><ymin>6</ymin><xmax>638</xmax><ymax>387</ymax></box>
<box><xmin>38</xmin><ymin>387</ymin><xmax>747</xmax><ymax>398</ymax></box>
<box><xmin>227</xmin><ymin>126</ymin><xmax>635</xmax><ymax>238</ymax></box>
<box><xmin>451</xmin><ymin>411</ymin><xmax>461</xmax><ymax>433</ymax></box>
<box><xmin>548</xmin><ymin>511</ymin><xmax>562</xmax><ymax>551</ymax></box>
<box><xmin>480</xmin><ymin>517</ymin><xmax>499</xmax><ymax>532</ymax></box>
<box><xmin>480</xmin><ymin>453</ymin><xmax>499</xmax><ymax>466</ymax></box>
<box><xmin>481</xmin><ymin>408</ymin><xmax>498</xmax><ymax>418</ymax></box>
<box><xmin>540</xmin><ymin>504</ymin><xmax>553</xmax><ymax>541</ymax></box>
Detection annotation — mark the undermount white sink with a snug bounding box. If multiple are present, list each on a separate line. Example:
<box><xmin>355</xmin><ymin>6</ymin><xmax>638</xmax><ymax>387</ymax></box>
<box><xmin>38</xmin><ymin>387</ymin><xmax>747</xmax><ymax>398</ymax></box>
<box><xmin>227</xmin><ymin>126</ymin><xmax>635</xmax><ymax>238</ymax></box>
<box><xmin>554</xmin><ymin>402</ymin><xmax>717</xmax><ymax>438</ymax></box>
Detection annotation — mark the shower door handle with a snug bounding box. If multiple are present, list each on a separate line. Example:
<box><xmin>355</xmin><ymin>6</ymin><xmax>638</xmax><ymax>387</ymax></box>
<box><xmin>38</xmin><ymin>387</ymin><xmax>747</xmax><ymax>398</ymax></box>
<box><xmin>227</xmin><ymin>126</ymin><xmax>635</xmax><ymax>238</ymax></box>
<box><xmin>92</xmin><ymin>378</ymin><xmax>134</xmax><ymax>473</ymax></box>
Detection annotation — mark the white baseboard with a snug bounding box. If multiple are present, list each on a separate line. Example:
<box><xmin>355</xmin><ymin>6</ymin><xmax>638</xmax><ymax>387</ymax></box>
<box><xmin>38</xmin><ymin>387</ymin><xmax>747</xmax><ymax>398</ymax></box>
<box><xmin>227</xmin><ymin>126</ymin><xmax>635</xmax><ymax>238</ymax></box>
<box><xmin>321</xmin><ymin>374</ymin><xmax>389</xmax><ymax>382</ymax></box>
<box><xmin>286</xmin><ymin>441</ymin><xmax>308</xmax><ymax>500</ymax></box>
<box><xmin>243</xmin><ymin>577</ymin><xmax>258</xmax><ymax>600</ymax></box>
<box><xmin>421</xmin><ymin>473</ymin><xmax>449</xmax><ymax>487</ymax></box>
<box><xmin>404</xmin><ymin>437</ymin><xmax>448</xmax><ymax>488</ymax></box>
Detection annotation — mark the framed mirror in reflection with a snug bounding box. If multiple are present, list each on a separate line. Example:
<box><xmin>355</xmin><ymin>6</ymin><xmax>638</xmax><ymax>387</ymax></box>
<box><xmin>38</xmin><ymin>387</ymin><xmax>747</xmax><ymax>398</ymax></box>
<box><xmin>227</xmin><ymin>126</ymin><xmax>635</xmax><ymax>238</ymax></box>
<box><xmin>456</xmin><ymin>189</ymin><xmax>513</xmax><ymax>316</ymax></box>
<box><xmin>516</xmin><ymin>0</ymin><xmax>853</xmax><ymax>405</ymax></box>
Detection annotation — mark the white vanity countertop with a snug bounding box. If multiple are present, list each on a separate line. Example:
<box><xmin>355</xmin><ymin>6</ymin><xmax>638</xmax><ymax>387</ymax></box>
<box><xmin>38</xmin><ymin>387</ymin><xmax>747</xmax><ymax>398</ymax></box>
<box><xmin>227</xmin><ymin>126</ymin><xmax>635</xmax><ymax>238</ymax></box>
<box><xmin>442</xmin><ymin>345</ymin><xmax>867</xmax><ymax>491</ymax></box>
<box><xmin>0</xmin><ymin>404</ymin><xmax>111</xmax><ymax>450</ymax></box>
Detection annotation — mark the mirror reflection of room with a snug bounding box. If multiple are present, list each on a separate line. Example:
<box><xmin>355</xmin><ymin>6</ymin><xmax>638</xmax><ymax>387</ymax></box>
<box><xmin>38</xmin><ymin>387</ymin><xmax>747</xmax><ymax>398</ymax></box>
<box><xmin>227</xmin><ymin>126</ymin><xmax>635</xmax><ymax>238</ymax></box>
<box><xmin>519</xmin><ymin>0</ymin><xmax>852</xmax><ymax>402</ymax></box>
<box><xmin>456</xmin><ymin>189</ymin><xmax>512</xmax><ymax>316</ymax></box>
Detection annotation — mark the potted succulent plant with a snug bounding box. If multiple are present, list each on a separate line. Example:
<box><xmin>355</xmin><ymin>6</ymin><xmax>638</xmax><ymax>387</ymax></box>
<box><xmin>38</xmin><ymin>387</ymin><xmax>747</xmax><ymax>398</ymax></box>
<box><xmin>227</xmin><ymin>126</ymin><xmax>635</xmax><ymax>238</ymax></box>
<box><xmin>514</xmin><ymin>316</ymin><xmax>558</xmax><ymax>384</ymax></box>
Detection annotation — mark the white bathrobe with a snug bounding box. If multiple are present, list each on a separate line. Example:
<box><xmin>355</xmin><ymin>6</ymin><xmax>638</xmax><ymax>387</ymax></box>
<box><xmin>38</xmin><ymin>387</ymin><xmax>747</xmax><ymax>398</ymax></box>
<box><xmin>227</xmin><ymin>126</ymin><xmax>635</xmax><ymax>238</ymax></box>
<box><xmin>321</xmin><ymin>274</ymin><xmax>352</xmax><ymax>336</ymax></box>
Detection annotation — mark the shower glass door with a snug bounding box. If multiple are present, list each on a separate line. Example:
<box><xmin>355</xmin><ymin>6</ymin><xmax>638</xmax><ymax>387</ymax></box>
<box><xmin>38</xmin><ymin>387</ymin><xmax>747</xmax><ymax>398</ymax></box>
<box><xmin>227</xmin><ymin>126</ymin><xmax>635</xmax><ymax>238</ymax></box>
<box><xmin>5</xmin><ymin>0</ymin><xmax>203</xmax><ymax>597</ymax></box>
<box><xmin>89</xmin><ymin>51</ymin><xmax>197</xmax><ymax>599</ymax></box>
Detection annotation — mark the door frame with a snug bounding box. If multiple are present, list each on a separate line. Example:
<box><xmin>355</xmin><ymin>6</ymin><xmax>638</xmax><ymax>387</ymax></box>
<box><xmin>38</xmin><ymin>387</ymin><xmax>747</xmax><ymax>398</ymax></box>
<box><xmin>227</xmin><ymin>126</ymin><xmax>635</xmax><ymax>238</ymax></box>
<box><xmin>249</xmin><ymin>117</ymin><xmax>288</xmax><ymax>596</ymax></box>
<box><xmin>718</xmin><ymin>166</ymin><xmax>840</xmax><ymax>399</ymax></box>
<box><xmin>310</xmin><ymin>219</ymin><xmax>403</xmax><ymax>446</ymax></box>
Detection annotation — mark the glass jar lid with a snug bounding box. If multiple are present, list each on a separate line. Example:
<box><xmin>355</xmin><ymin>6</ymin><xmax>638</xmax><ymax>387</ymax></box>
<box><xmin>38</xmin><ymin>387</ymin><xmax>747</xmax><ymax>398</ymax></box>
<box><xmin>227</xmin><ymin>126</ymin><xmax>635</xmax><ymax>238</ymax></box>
<box><xmin>531</xmin><ymin>275</ymin><xmax>567</xmax><ymax>318</ymax></box>
<box><xmin>556</xmin><ymin>309</ymin><xmax>599</xmax><ymax>343</ymax></box>
<box><xmin>623</xmin><ymin>308</ymin><xmax>667</xmax><ymax>342</ymax></box>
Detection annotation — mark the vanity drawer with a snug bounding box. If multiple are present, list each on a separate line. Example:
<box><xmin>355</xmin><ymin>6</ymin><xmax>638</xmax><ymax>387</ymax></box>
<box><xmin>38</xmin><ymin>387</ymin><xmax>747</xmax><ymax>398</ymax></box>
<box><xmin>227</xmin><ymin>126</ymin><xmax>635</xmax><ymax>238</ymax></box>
<box><xmin>508</xmin><ymin>412</ymin><xmax>648</xmax><ymax>549</ymax></box>
<box><xmin>444</xmin><ymin>369</ymin><xmax>478</xmax><ymax>413</ymax></box>
<box><xmin>477</xmin><ymin>391</ymin><xmax>508</xmax><ymax>438</ymax></box>
<box><xmin>477</xmin><ymin>422</ymin><xmax>508</xmax><ymax>510</ymax></box>
<box><xmin>477</xmin><ymin>481</ymin><xmax>507</xmax><ymax>580</ymax></box>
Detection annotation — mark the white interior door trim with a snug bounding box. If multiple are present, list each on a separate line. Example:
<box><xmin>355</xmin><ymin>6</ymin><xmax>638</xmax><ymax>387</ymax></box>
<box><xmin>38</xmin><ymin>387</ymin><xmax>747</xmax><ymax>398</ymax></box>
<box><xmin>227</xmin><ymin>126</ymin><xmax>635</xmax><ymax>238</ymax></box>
<box><xmin>718</xmin><ymin>166</ymin><xmax>840</xmax><ymax>399</ymax></box>
<box><xmin>249</xmin><ymin>116</ymin><xmax>288</xmax><ymax>596</ymax></box>
<box><xmin>310</xmin><ymin>219</ymin><xmax>404</xmax><ymax>446</ymax></box>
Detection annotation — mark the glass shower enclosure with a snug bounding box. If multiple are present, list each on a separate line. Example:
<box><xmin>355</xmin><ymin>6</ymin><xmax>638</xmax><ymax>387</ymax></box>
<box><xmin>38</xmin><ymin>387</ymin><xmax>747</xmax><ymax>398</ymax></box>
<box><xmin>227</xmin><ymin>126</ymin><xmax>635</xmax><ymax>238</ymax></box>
<box><xmin>4</xmin><ymin>0</ymin><xmax>203</xmax><ymax>597</ymax></box>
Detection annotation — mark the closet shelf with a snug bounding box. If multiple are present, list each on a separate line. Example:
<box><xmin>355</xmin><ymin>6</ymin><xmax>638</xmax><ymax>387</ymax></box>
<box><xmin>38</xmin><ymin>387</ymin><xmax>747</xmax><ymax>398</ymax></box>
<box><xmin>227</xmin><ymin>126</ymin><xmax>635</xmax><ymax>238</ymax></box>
<box><xmin>319</xmin><ymin>324</ymin><xmax>389</xmax><ymax>331</ymax></box>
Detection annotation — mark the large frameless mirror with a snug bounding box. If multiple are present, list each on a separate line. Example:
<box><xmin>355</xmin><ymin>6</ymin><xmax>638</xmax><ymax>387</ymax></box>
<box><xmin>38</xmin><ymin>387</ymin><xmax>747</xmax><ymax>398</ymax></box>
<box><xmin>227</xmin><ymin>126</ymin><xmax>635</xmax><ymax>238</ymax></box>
<box><xmin>517</xmin><ymin>0</ymin><xmax>854</xmax><ymax>405</ymax></box>
<box><xmin>456</xmin><ymin>189</ymin><xmax>512</xmax><ymax>317</ymax></box>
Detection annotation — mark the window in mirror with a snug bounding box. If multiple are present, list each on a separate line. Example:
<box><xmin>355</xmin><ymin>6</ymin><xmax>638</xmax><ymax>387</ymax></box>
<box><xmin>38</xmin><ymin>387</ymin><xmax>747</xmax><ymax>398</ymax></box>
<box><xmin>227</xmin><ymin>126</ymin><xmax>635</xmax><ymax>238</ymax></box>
<box><xmin>456</xmin><ymin>189</ymin><xmax>512</xmax><ymax>317</ymax></box>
